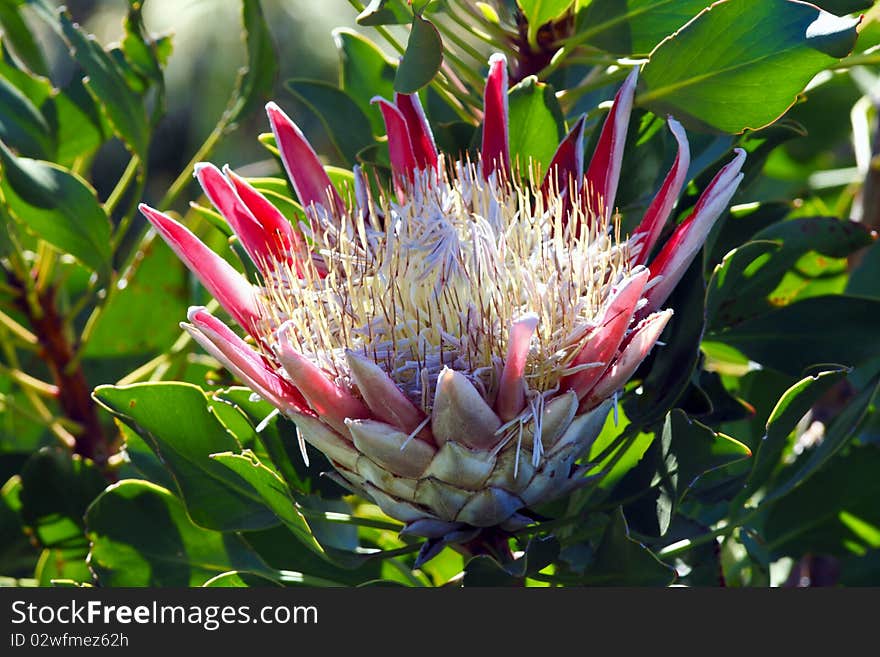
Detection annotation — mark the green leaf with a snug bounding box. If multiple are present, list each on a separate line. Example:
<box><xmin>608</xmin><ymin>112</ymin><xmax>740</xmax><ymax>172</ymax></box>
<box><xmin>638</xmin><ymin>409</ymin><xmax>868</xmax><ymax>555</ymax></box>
<box><xmin>241</xmin><ymin>525</ymin><xmax>382</xmax><ymax>586</ymax></box>
<box><xmin>0</xmin><ymin>142</ymin><xmax>111</xmax><ymax>274</ymax></box>
<box><xmin>519</xmin><ymin>0</ymin><xmax>574</xmax><ymax>48</ymax></box>
<box><xmin>18</xmin><ymin>448</ymin><xmax>106</xmax><ymax>551</ymax></box>
<box><xmin>93</xmin><ymin>382</ymin><xmax>280</xmax><ymax>532</ymax></box>
<box><xmin>639</xmin><ymin>0</ymin><xmax>861</xmax><ymax>133</ymax></box>
<box><xmin>0</xmin><ymin>75</ymin><xmax>54</xmax><ymax>158</ymax></box>
<box><xmin>203</xmin><ymin>571</ymin><xmax>283</xmax><ymax>587</ymax></box>
<box><xmin>356</xmin><ymin>0</ymin><xmax>412</xmax><ymax>26</ymax></box>
<box><xmin>706</xmin><ymin>240</ymin><xmax>781</xmax><ymax>327</ymax></box>
<box><xmin>60</xmin><ymin>12</ymin><xmax>148</xmax><ymax>155</ymax></box>
<box><xmin>86</xmin><ymin>480</ymin><xmax>271</xmax><ymax>586</ymax></box>
<box><xmin>0</xmin><ymin>475</ymin><xmax>36</xmax><ymax>578</ymax></box>
<box><xmin>394</xmin><ymin>14</ymin><xmax>443</xmax><ymax>94</ymax></box>
<box><xmin>82</xmin><ymin>238</ymin><xmax>188</xmax><ymax>357</ymax></box>
<box><xmin>228</xmin><ymin>0</ymin><xmax>278</xmax><ymax>123</ymax></box>
<box><xmin>847</xmin><ymin>241</ymin><xmax>880</xmax><ymax>298</ymax></box>
<box><xmin>735</xmin><ymin>367</ymin><xmax>848</xmax><ymax>506</ymax></box>
<box><xmin>334</xmin><ymin>28</ymin><xmax>396</xmax><ymax>136</ymax></box>
<box><xmin>710</xmin><ymin>295</ymin><xmax>880</xmax><ymax>376</ymax></box>
<box><xmin>762</xmin><ymin>371</ymin><xmax>880</xmax><ymax>504</ymax></box>
<box><xmin>581</xmin><ymin>508</ymin><xmax>676</xmax><ymax>585</ymax></box>
<box><xmin>211</xmin><ymin>451</ymin><xmax>323</xmax><ymax>556</ymax></box>
<box><xmin>285</xmin><ymin>80</ymin><xmax>374</xmax><ymax>167</ymax></box>
<box><xmin>586</xmin><ymin>406</ymin><xmax>655</xmax><ymax>490</ymax></box>
<box><xmin>50</xmin><ymin>80</ymin><xmax>105</xmax><ymax>166</ymax></box>
<box><xmin>575</xmin><ymin>0</ymin><xmax>712</xmax><ymax>55</ymax></box>
<box><xmin>706</xmin><ymin>218</ymin><xmax>875</xmax><ymax>329</ymax></box>
<box><xmin>661</xmin><ymin>409</ymin><xmax>751</xmax><ymax>504</ymax></box>
<box><xmin>0</xmin><ymin>1</ymin><xmax>49</xmax><ymax>76</ymax></box>
<box><xmin>35</xmin><ymin>547</ymin><xmax>92</xmax><ymax>586</ymax></box>
<box><xmin>763</xmin><ymin>446</ymin><xmax>880</xmax><ymax>558</ymax></box>
<box><xmin>120</xmin><ymin>1</ymin><xmax>168</xmax><ymax>89</ymax></box>
<box><xmin>213</xmin><ymin>387</ymin><xmax>313</xmax><ymax>494</ymax></box>
<box><xmin>507</xmin><ymin>76</ymin><xmax>565</xmax><ymax>174</ymax></box>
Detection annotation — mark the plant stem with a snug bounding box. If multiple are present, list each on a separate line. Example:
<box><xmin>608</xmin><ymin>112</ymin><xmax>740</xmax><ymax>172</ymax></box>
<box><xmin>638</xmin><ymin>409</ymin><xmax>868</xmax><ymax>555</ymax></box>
<box><xmin>13</xmin><ymin>283</ymin><xmax>110</xmax><ymax>464</ymax></box>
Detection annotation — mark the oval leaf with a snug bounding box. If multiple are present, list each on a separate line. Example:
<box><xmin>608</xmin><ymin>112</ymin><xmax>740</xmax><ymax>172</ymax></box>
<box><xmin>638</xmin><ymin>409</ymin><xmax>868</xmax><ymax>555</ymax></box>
<box><xmin>86</xmin><ymin>480</ymin><xmax>271</xmax><ymax>587</ymax></box>
<box><xmin>639</xmin><ymin>0</ymin><xmax>861</xmax><ymax>133</ymax></box>
<box><xmin>0</xmin><ymin>142</ymin><xmax>111</xmax><ymax>275</ymax></box>
<box><xmin>394</xmin><ymin>15</ymin><xmax>443</xmax><ymax>94</ymax></box>
<box><xmin>507</xmin><ymin>76</ymin><xmax>566</xmax><ymax>173</ymax></box>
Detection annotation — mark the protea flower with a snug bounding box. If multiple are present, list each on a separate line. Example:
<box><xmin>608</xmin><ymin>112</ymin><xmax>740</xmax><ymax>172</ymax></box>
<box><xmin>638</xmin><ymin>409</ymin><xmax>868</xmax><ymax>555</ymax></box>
<box><xmin>138</xmin><ymin>54</ymin><xmax>744</xmax><ymax>564</ymax></box>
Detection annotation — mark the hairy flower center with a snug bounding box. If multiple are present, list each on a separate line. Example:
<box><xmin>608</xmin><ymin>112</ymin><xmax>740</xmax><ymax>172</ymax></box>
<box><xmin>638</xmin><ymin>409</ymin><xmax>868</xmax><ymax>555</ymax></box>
<box><xmin>257</xmin><ymin>157</ymin><xmax>631</xmax><ymax>412</ymax></box>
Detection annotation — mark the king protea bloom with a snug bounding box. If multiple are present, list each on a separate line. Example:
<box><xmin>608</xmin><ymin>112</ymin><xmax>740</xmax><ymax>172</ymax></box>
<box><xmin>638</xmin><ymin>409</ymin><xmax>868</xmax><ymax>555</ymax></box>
<box><xmin>139</xmin><ymin>54</ymin><xmax>744</xmax><ymax>564</ymax></box>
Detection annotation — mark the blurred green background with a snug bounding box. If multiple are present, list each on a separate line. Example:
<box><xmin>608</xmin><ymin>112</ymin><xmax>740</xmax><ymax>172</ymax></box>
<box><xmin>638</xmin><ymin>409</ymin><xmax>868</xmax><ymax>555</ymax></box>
<box><xmin>57</xmin><ymin>0</ymin><xmax>362</xmax><ymax>203</ymax></box>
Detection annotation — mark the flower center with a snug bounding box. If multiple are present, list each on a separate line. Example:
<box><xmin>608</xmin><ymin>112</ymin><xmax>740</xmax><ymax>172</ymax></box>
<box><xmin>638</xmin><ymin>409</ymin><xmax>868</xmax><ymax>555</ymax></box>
<box><xmin>257</xmin><ymin>157</ymin><xmax>631</xmax><ymax>412</ymax></box>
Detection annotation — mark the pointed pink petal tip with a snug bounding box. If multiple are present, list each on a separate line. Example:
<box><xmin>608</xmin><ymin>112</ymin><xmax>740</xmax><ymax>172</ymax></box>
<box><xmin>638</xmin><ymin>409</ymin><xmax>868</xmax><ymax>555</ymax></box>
<box><xmin>481</xmin><ymin>53</ymin><xmax>510</xmax><ymax>180</ymax></box>
<box><xmin>564</xmin><ymin>267</ymin><xmax>650</xmax><ymax>400</ymax></box>
<box><xmin>583</xmin><ymin>67</ymin><xmax>639</xmax><ymax>223</ymax></box>
<box><xmin>542</xmin><ymin>114</ymin><xmax>586</xmax><ymax>195</ymax></box>
<box><xmin>184</xmin><ymin>306</ymin><xmax>307</xmax><ymax>413</ymax></box>
<box><xmin>393</xmin><ymin>92</ymin><xmax>439</xmax><ymax>172</ymax></box>
<box><xmin>372</xmin><ymin>96</ymin><xmax>417</xmax><ymax>194</ymax></box>
<box><xmin>496</xmin><ymin>313</ymin><xmax>539</xmax><ymax>422</ymax></box>
<box><xmin>582</xmin><ymin>309</ymin><xmax>673</xmax><ymax>410</ymax></box>
<box><xmin>139</xmin><ymin>203</ymin><xmax>260</xmax><ymax>334</ymax></box>
<box><xmin>631</xmin><ymin>116</ymin><xmax>691</xmax><ymax>266</ymax></box>
<box><xmin>265</xmin><ymin>101</ymin><xmax>344</xmax><ymax>215</ymax></box>
<box><xmin>641</xmin><ymin>148</ymin><xmax>746</xmax><ymax>315</ymax></box>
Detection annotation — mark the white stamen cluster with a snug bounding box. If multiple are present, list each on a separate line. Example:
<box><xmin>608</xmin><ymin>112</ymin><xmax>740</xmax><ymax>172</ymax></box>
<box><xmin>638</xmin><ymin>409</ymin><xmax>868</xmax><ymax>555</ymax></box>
<box><xmin>257</xmin><ymin>156</ymin><xmax>631</xmax><ymax>412</ymax></box>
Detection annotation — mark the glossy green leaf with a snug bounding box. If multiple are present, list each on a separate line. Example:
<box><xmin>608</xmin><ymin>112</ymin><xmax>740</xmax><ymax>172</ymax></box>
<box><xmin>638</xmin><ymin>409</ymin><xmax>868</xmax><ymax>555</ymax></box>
<box><xmin>507</xmin><ymin>76</ymin><xmax>565</xmax><ymax>174</ymax></box>
<box><xmin>285</xmin><ymin>79</ymin><xmax>374</xmax><ymax>166</ymax></box>
<box><xmin>93</xmin><ymin>382</ymin><xmax>280</xmax><ymax>532</ymax></box>
<box><xmin>706</xmin><ymin>240</ymin><xmax>780</xmax><ymax>328</ymax></box>
<box><xmin>18</xmin><ymin>448</ymin><xmax>106</xmax><ymax>551</ymax></box>
<box><xmin>735</xmin><ymin>367</ymin><xmax>848</xmax><ymax>506</ymax></box>
<box><xmin>0</xmin><ymin>1</ymin><xmax>49</xmax><ymax>76</ymax></box>
<box><xmin>334</xmin><ymin>28</ymin><xmax>396</xmax><ymax>136</ymax></box>
<box><xmin>50</xmin><ymin>80</ymin><xmax>105</xmax><ymax>166</ymax></box>
<box><xmin>60</xmin><ymin>13</ymin><xmax>148</xmax><ymax>155</ymax></box>
<box><xmin>707</xmin><ymin>218</ymin><xmax>874</xmax><ymax>329</ymax></box>
<box><xmin>35</xmin><ymin>547</ymin><xmax>92</xmax><ymax>586</ymax></box>
<box><xmin>639</xmin><ymin>0</ymin><xmax>861</xmax><ymax>133</ymax></box>
<box><xmin>213</xmin><ymin>387</ymin><xmax>314</xmax><ymax>494</ymax></box>
<box><xmin>394</xmin><ymin>15</ymin><xmax>443</xmax><ymax>94</ymax></box>
<box><xmin>586</xmin><ymin>407</ymin><xmax>655</xmax><ymax>490</ymax></box>
<box><xmin>847</xmin><ymin>241</ymin><xmax>880</xmax><ymax>299</ymax></box>
<box><xmin>710</xmin><ymin>295</ymin><xmax>880</xmax><ymax>376</ymax></box>
<box><xmin>120</xmin><ymin>1</ymin><xmax>168</xmax><ymax>88</ymax></box>
<box><xmin>0</xmin><ymin>475</ymin><xmax>35</xmax><ymax>577</ymax></box>
<box><xmin>356</xmin><ymin>0</ymin><xmax>412</xmax><ymax>26</ymax></box>
<box><xmin>762</xmin><ymin>371</ymin><xmax>880</xmax><ymax>504</ymax></box>
<box><xmin>0</xmin><ymin>75</ymin><xmax>54</xmax><ymax>158</ymax></box>
<box><xmin>211</xmin><ymin>451</ymin><xmax>323</xmax><ymax>555</ymax></box>
<box><xmin>0</xmin><ymin>142</ymin><xmax>111</xmax><ymax>274</ymax></box>
<box><xmin>228</xmin><ymin>0</ymin><xmax>278</xmax><ymax>123</ymax></box>
<box><xmin>661</xmin><ymin>410</ymin><xmax>751</xmax><ymax>504</ymax></box>
<box><xmin>519</xmin><ymin>0</ymin><xmax>574</xmax><ymax>48</ymax></box>
<box><xmin>86</xmin><ymin>480</ymin><xmax>270</xmax><ymax>586</ymax></box>
<box><xmin>582</xmin><ymin>508</ymin><xmax>676</xmax><ymax>585</ymax></box>
<box><xmin>764</xmin><ymin>446</ymin><xmax>880</xmax><ymax>558</ymax></box>
<box><xmin>575</xmin><ymin>0</ymin><xmax>712</xmax><ymax>55</ymax></box>
<box><xmin>203</xmin><ymin>571</ymin><xmax>283</xmax><ymax>587</ymax></box>
<box><xmin>242</xmin><ymin>525</ymin><xmax>383</xmax><ymax>586</ymax></box>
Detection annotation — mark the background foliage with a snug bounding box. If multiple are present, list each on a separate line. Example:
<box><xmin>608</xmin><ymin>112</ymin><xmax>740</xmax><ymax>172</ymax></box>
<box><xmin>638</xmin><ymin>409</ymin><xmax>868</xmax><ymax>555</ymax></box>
<box><xmin>1</xmin><ymin>0</ymin><xmax>879</xmax><ymax>587</ymax></box>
